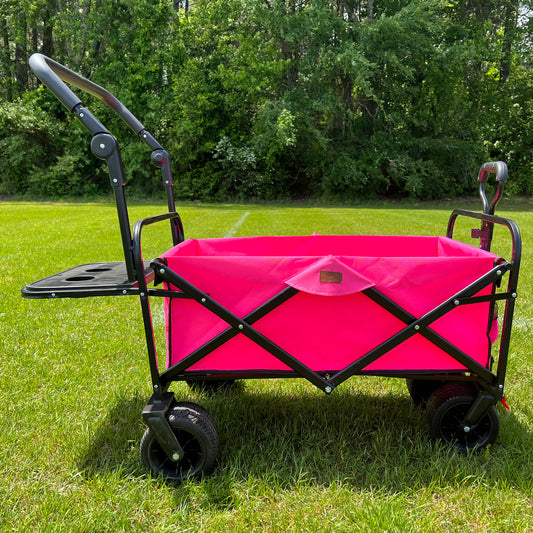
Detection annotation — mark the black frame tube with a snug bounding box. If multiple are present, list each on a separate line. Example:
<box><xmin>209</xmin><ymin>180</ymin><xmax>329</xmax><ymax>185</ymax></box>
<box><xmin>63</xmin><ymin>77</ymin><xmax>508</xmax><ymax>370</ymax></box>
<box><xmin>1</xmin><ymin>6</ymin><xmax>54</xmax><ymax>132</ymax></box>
<box><xmin>159</xmin><ymin>286</ymin><xmax>299</xmax><ymax>386</ymax></box>
<box><xmin>329</xmin><ymin>266</ymin><xmax>509</xmax><ymax>387</ymax></box>
<box><xmin>132</xmin><ymin>213</ymin><xmax>184</xmax><ymax>394</ymax></box>
<box><xmin>29</xmin><ymin>54</ymin><xmax>145</xmax><ymax>133</ymax></box>
<box><xmin>152</xmin><ymin>260</ymin><xmax>333</xmax><ymax>392</ymax></box>
<box><xmin>448</xmin><ymin>209</ymin><xmax>521</xmax><ymax>393</ymax></box>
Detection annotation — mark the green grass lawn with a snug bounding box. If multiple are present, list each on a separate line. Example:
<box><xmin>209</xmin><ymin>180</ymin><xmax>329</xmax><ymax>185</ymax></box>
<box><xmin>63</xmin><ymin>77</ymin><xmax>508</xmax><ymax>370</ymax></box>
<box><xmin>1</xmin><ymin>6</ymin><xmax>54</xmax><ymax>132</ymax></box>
<box><xmin>1</xmin><ymin>198</ymin><xmax>532</xmax><ymax>531</ymax></box>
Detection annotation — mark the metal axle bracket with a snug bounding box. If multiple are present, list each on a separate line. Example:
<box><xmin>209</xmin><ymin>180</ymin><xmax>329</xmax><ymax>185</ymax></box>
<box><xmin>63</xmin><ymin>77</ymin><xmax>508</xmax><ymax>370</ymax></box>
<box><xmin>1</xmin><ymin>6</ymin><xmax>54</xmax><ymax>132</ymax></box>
<box><xmin>141</xmin><ymin>392</ymin><xmax>184</xmax><ymax>462</ymax></box>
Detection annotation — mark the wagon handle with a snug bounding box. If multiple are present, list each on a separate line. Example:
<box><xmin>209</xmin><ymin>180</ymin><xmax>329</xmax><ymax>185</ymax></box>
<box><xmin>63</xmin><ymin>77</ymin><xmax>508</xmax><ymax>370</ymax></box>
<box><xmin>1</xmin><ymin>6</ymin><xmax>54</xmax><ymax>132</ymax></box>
<box><xmin>29</xmin><ymin>53</ymin><xmax>148</xmax><ymax>139</ymax></box>
<box><xmin>29</xmin><ymin>54</ymin><xmax>183</xmax><ymax>279</ymax></box>
<box><xmin>29</xmin><ymin>54</ymin><xmax>179</xmax><ymax>223</ymax></box>
<box><xmin>478</xmin><ymin>161</ymin><xmax>507</xmax><ymax>216</ymax></box>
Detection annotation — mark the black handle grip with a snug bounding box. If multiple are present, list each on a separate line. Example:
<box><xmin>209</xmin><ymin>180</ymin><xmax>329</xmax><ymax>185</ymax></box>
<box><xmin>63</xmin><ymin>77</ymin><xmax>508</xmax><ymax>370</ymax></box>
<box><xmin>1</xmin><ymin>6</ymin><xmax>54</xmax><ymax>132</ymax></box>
<box><xmin>29</xmin><ymin>53</ymin><xmax>145</xmax><ymax>135</ymax></box>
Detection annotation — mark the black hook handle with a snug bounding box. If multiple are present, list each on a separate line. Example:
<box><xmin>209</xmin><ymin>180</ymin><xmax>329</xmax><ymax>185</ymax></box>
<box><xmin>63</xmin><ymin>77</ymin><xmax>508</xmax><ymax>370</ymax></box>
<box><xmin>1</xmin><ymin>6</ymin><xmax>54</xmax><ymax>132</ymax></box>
<box><xmin>478</xmin><ymin>161</ymin><xmax>508</xmax><ymax>215</ymax></box>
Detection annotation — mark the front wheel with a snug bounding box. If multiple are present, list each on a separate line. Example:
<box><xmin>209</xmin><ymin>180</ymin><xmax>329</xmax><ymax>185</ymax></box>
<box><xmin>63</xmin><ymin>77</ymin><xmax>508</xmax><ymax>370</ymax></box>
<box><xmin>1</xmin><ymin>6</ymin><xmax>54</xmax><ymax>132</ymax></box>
<box><xmin>140</xmin><ymin>402</ymin><xmax>218</xmax><ymax>481</ymax></box>
<box><xmin>426</xmin><ymin>382</ymin><xmax>499</xmax><ymax>452</ymax></box>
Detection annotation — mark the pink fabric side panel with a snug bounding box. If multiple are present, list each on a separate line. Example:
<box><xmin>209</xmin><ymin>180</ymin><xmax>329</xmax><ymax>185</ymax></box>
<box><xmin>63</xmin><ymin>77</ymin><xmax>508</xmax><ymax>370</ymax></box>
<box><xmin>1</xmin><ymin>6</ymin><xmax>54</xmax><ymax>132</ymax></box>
<box><xmin>163</xmin><ymin>235</ymin><xmax>497</xmax><ymax>373</ymax></box>
<box><xmin>162</xmin><ymin>235</ymin><xmax>494</xmax><ymax>259</ymax></box>
<box><xmin>166</xmin><ymin>235</ymin><xmax>443</xmax><ymax>259</ymax></box>
<box><xmin>179</xmin><ymin>293</ymin><xmax>491</xmax><ymax>372</ymax></box>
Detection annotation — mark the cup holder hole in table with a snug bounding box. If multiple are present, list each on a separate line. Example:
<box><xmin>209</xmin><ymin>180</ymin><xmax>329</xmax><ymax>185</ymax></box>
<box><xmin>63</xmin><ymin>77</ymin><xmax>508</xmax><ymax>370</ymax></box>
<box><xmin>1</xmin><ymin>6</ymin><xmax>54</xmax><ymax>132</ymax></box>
<box><xmin>65</xmin><ymin>275</ymin><xmax>96</xmax><ymax>282</ymax></box>
<box><xmin>85</xmin><ymin>267</ymin><xmax>113</xmax><ymax>273</ymax></box>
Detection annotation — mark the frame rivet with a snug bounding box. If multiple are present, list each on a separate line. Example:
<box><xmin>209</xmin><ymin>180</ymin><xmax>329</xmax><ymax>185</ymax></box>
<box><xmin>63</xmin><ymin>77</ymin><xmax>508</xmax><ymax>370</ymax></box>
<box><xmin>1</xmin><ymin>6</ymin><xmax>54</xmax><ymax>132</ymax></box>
<box><xmin>497</xmin><ymin>270</ymin><xmax>502</xmax><ymax>276</ymax></box>
<box><xmin>512</xmin><ymin>292</ymin><xmax>517</xmax><ymax>298</ymax></box>
<box><xmin>238</xmin><ymin>324</ymin><xmax>244</xmax><ymax>330</ymax></box>
<box><xmin>464</xmin><ymin>426</ymin><xmax>471</xmax><ymax>433</ymax></box>
<box><xmin>201</xmin><ymin>298</ymin><xmax>206</xmax><ymax>303</ymax></box>
<box><xmin>79</xmin><ymin>112</ymin><xmax>84</xmax><ymax>118</ymax></box>
<box><xmin>172</xmin><ymin>452</ymin><xmax>181</xmax><ymax>461</ymax></box>
<box><xmin>454</xmin><ymin>299</ymin><xmax>460</xmax><ymax>306</ymax></box>
<box><xmin>325</xmin><ymin>386</ymin><xmax>332</xmax><ymax>394</ymax></box>
<box><xmin>99</xmin><ymin>143</ymin><xmax>106</xmax><ymax>149</ymax></box>
<box><xmin>159</xmin><ymin>268</ymin><xmax>165</xmax><ymax>274</ymax></box>
<box><xmin>414</xmin><ymin>324</ymin><xmax>420</xmax><ymax>331</ymax></box>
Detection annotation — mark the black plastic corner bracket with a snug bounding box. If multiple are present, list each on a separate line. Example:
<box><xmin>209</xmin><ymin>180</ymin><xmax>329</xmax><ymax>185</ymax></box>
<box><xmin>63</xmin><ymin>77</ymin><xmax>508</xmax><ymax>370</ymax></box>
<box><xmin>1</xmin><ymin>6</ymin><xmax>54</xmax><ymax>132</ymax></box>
<box><xmin>142</xmin><ymin>392</ymin><xmax>184</xmax><ymax>462</ymax></box>
<box><xmin>462</xmin><ymin>392</ymin><xmax>498</xmax><ymax>431</ymax></box>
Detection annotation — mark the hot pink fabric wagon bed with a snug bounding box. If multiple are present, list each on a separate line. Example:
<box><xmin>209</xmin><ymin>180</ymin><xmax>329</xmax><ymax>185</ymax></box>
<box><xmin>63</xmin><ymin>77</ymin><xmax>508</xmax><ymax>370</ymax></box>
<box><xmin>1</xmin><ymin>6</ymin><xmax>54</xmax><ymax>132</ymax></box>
<box><xmin>162</xmin><ymin>234</ymin><xmax>498</xmax><ymax>377</ymax></box>
<box><xmin>24</xmin><ymin>54</ymin><xmax>522</xmax><ymax>482</ymax></box>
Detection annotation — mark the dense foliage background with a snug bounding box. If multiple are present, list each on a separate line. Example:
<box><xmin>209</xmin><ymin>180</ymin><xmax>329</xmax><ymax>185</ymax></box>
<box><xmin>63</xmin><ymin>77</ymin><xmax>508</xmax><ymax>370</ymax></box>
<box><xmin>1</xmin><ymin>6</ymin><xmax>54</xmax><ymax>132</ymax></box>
<box><xmin>1</xmin><ymin>0</ymin><xmax>532</xmax><ymax>200</ymax></box>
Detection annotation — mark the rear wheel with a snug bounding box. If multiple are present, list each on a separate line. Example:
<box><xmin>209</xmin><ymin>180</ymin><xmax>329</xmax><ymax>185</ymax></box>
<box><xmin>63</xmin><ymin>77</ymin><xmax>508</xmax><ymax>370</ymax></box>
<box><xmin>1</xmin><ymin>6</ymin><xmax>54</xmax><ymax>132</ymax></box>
<box><xmin>140</xmin><ymin>402</ymin><xmax>218</xmax><ymax>481</ymax></box>
<box><xmin>426</xmin><ymin>382</ymin><xmax>499</xmax><ymax>452</ymax></box>
<box><xmin>406</xmin><ymin>378</ymin><xmax>444</xmax><ymax>407</ymax></box>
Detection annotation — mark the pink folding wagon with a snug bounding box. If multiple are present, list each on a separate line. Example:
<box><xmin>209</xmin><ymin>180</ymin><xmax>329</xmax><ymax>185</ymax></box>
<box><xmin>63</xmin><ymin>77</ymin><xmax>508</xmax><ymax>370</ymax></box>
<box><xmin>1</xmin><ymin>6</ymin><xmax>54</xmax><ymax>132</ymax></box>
<box><xmin>24</xmin><ymin>55</ymin><xmax>522</xmax><ymax>482</ymax></box>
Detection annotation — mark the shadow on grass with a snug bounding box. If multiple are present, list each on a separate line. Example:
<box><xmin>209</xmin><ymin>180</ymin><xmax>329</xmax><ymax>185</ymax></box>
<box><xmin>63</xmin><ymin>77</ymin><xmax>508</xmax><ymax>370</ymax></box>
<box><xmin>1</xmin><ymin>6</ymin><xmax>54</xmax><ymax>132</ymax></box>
<box><xmin>78</xmin><ymin>393</ymin><xmax>147</xmax><ymax>478</ymax></box>
<box><xmin>78</xmin><ymin>383</ymin><xmax>533</xmax><ymax>496</ymax></box>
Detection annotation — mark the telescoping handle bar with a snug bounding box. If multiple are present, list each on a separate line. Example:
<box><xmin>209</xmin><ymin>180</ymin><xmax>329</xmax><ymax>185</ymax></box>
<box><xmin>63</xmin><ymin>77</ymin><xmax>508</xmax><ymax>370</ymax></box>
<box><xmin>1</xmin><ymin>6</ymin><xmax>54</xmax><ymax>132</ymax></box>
<box><xmin>28</xmin><ymin>54</ymin><xmax>183</xmax><ymax>280</ymax></box>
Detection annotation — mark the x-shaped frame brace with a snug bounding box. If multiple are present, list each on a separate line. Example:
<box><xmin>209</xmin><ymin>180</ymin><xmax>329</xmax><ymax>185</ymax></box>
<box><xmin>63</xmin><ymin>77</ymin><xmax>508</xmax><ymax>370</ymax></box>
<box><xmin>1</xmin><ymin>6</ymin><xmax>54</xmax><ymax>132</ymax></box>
<box><xmin>154</xmin><ymin>259</ymin><xmax>512</xmax><ymax>395</ymax></box>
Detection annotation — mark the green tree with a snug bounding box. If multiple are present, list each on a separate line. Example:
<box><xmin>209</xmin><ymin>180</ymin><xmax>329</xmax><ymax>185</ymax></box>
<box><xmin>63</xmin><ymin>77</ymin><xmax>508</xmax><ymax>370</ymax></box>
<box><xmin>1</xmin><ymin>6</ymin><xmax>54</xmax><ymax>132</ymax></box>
<box><xmin>0</xmin><ymin>0</ymin><xmax>180</xmax><ymax>197</ymax></box>
<box><xmin>1</xmin><ymin>0</ymin><xmax>532</xmax><ymax>200</ymax></box>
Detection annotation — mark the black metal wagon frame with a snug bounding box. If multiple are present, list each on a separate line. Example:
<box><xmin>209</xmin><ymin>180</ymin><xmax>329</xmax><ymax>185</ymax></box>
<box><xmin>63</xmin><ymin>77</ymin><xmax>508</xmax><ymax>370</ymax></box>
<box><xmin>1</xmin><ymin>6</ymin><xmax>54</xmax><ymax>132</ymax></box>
<box><xmin>22</xmin><ymin>54</ymin><xmax>522</xmax><ymax>480</ymax></box>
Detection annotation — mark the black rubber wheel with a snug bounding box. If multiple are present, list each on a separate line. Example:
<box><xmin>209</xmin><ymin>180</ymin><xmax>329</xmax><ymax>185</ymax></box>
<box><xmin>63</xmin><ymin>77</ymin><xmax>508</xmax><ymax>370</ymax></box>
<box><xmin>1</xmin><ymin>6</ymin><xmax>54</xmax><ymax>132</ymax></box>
<box><xmin>140</xmin><ymin>402</ymin><xmax>218</xmax><ymax>481</ymax></box>
<box><xmin>426</xmin><ymin>382</ymin><xmax>499</xmax><ymax>452</ymax></box>
<box><xmin>406</xmin><ymin>378</ymin><xmax>444</xmax><ymax>407</ymax></box>
<box><xmin>186</xmin><ymin>379</ymin><xmax>237</xmax><ymax>394</ymax></box>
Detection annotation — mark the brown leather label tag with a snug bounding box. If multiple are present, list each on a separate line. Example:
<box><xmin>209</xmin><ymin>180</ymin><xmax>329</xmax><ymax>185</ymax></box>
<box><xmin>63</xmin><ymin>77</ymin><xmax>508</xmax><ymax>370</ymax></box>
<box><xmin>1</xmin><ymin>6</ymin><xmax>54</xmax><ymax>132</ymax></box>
<box><xmin>319</xmin><ymin>270</ymin><xmax>343</xmax><ymax>284</ymax></box>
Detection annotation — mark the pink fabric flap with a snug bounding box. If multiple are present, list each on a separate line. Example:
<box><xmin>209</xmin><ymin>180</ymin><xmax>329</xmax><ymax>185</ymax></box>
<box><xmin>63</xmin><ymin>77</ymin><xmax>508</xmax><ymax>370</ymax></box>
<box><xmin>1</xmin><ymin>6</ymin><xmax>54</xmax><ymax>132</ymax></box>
<box><xmin>284</xmin><ymin>255</ymin><xmax>375</xmax><ymax>296</ymax></box>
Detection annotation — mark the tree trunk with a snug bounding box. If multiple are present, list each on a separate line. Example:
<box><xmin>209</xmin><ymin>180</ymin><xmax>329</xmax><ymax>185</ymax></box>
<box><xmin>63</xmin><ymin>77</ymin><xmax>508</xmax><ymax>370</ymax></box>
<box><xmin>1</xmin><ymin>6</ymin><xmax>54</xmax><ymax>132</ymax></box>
<box><xmin>42</xmin><ymin>3</ymin><xmax>55</xmax><ymax>58</ymax></box>
<box><xmin>499</xmin><ymin>0</ymin><xmax>518</xmax><ymax>83</ymax></box>
<box><xmin>14</xmin><ymin>10</ymin><xmax>28</xmax><ymax>93</ymax></box>
<box><xmin>0</xmin><ymin>14</ymin><xmax>12</xmax><ymax>100</ymax></box>
<box><xmin>174</xmin><ymin>0</ymin><xmax>190</xmax><ymax>12</ymax></box>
